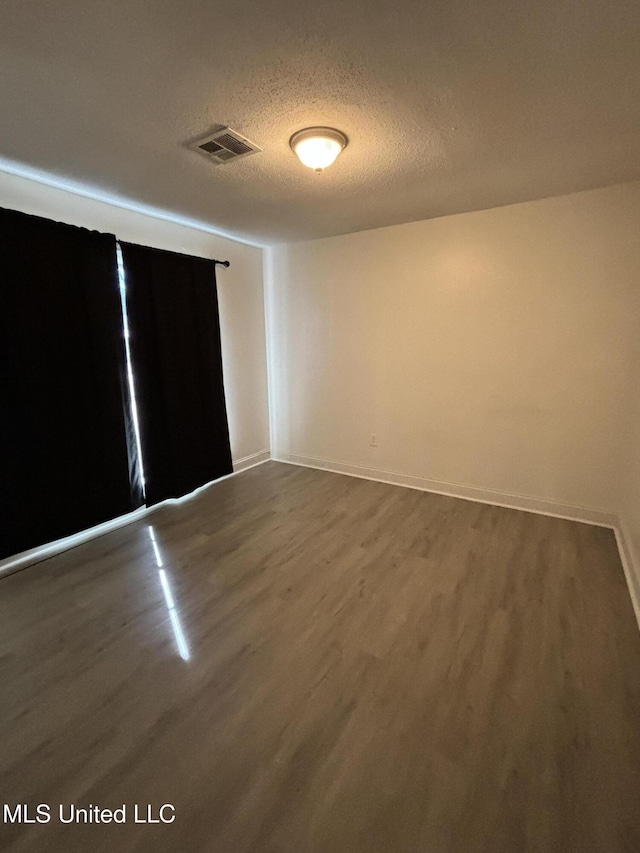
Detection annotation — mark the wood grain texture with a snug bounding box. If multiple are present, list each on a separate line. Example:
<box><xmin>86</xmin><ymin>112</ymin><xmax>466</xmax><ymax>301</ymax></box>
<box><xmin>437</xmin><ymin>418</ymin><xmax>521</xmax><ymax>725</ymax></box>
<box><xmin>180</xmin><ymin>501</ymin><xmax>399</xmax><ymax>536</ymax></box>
<box><xmin>1</xmin><ymin>461</ymin><xmax>640</xmax><ymax>852</ymax></box>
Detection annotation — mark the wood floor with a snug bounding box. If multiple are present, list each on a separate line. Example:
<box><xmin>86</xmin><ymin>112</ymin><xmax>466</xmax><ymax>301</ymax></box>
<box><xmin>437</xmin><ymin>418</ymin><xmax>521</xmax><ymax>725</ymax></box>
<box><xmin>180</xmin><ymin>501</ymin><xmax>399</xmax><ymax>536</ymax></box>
<box><xmin>1</xmin><ymin>461</ymin><xmax>640</xmax><ymax>852</ymax></box>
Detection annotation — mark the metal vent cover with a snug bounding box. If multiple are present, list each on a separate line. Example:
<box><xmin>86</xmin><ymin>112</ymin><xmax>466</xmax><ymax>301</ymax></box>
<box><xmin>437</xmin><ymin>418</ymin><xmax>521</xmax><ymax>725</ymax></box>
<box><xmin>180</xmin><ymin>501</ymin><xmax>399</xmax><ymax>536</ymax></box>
<box><xmin>193</xmin><ymin>127</ymin><xmax>262</xmax><ymax>164</ymax></box>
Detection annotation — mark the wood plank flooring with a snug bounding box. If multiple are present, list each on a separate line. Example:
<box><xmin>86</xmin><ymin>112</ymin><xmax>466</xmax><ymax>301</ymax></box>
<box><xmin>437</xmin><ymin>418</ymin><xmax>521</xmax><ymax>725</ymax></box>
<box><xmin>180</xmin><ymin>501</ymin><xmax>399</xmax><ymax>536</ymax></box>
<box><xmin>1</xmin><ymin>461</ymin><xmax>640</xmax><ymax>852</ymax></box>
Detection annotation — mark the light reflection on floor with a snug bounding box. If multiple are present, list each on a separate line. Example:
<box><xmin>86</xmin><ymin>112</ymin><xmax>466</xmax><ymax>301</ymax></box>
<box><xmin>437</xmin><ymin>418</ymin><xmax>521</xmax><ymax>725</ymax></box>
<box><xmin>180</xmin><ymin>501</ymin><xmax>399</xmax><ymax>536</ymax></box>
<box><xmin>148</xmin><ymin>525</ymin><xmax>190</xmax><ymax>661</ymax></box>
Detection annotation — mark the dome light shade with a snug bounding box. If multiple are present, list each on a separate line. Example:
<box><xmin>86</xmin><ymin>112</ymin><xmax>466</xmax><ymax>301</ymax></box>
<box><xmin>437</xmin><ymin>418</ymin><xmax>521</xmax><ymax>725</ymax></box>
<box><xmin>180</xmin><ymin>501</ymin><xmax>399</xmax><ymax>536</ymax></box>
<box><xmin>290</xmin><ymin>127</ymin><xmax>348</xmax><ymax>172</ymax></box>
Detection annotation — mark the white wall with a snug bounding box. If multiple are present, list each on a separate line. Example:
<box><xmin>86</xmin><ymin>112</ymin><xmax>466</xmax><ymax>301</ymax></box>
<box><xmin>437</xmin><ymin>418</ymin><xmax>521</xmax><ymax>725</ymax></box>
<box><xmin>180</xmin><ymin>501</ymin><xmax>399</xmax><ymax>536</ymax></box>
<box><xmin>266</xmin><ymin>181</ymin><xmax>640</xmax><ymax>520</ymax></box>
<box><xmin>0</xmin><ymin>170</ymin><xmax>270</xmax><ymax>467</ymax></box>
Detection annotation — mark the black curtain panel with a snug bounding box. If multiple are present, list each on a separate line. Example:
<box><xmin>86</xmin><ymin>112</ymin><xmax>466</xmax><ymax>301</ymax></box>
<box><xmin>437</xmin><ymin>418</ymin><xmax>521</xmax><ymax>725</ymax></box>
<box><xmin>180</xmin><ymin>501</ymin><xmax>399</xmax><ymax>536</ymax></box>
<box><xmin>0</xmin><ymin>207</ymin><xmax>138</xmax><ymax>560</ymax></box>
<box><xmin>119</xmin><ymin>242</ymin><xmax>233</xmax><ymax>506</ymax></box>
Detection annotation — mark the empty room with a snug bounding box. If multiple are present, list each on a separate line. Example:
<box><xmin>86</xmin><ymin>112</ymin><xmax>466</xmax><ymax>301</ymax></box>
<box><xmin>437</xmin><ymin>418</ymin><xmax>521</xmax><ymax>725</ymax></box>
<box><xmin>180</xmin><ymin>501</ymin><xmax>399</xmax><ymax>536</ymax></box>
<box><xmin>2</xmin><ymin>1</ymin><xmax>640</xmax><ymax>851</ymax></box>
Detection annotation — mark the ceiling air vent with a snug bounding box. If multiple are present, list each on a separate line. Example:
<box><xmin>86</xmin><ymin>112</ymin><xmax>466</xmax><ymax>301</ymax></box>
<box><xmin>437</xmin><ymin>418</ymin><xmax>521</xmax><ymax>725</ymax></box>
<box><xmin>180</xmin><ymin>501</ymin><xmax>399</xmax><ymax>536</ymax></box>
<box><xmin>193</xmin><ymin>127</ymin><xmax>262</xmax><ymax>164</ymax></box>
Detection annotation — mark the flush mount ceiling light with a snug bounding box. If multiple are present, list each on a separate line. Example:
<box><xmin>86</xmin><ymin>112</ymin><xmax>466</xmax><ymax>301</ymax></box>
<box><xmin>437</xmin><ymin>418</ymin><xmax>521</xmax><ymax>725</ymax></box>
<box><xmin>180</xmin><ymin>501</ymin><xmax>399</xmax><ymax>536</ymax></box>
<box><xmin>289</xmin><ymin>127</ymin><xmax>348</xmax><ymax>173</ymax></box>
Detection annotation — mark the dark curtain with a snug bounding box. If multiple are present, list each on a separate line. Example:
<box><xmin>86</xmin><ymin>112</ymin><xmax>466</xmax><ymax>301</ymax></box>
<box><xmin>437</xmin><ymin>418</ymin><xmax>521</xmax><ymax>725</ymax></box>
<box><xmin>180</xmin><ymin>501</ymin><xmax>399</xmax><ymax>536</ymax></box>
<box><xmin>119</xmin><ymin>242</ymin><xmax>233</xmax><ymax>506</ymax></box>
<box><xmin>0</xmin><ymin>207</ymin><xmax>137</xmax><ymax>560</ymax></box>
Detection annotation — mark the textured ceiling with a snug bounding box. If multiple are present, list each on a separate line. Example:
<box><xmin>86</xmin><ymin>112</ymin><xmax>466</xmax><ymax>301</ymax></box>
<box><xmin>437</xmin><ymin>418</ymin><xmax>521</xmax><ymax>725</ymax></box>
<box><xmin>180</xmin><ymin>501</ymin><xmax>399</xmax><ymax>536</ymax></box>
<box><xmin>1</xmin><ymin>0</ymin><xmax>640</xmax><ymax>245</ymax></box>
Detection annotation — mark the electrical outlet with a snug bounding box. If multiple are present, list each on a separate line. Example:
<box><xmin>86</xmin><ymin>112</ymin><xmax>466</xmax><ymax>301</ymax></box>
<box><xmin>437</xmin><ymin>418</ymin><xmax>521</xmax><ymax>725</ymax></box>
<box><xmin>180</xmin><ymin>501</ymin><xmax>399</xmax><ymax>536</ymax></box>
<box><xmin>370</xmin><ymin>433</ymin><xmax>378</xmax><ymax>447</ymax></box>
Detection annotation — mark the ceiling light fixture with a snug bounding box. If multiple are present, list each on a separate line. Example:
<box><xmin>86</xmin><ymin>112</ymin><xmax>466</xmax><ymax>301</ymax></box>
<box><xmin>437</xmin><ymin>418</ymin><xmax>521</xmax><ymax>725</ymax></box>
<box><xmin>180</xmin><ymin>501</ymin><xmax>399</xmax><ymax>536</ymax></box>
<box><xmin>289</xmin><ymin>127</ymin><xmax>348</xmax><ymax>173</ymax></box>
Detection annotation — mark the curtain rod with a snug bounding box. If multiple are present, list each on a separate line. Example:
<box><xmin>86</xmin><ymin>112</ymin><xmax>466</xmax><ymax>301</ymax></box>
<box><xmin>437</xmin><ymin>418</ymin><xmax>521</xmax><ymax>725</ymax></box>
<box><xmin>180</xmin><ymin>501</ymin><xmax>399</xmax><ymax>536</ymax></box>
<box><xmin>213</xmin><ymin>259</ymin><xmax>230</xmax><ymax>268</ymax></box>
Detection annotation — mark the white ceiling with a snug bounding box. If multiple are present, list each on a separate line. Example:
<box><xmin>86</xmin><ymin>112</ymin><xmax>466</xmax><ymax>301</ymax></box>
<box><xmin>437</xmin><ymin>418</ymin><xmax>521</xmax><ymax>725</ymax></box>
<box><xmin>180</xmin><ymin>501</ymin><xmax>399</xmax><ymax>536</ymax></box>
<box><xmin>1</xmin><ymin>0</ymin><xmax>640</xmax><ymax>245</ymax></box>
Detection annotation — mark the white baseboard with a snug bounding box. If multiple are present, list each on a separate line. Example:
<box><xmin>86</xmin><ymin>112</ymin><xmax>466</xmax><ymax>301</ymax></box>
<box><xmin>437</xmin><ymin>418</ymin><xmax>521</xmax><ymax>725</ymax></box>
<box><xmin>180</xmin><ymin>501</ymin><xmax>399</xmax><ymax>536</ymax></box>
<box><xmin>0</xmin><ymin>505</ymin><xmax>152</xmax><ymax>580</ymax></box>
<box><xmin>0</xmin><ymin>452</ymin><xmax>271</xmax><ymax>579</ymax></box>
<box><xmin>233</xmin><ymin>449</ymin><xmax>271</xmax><ymax>473</ymax></box>
<box><xmin>274</xmin><ymin>452</ymin><xmax>618</xmax><ymax>528</ymax></box>
<box><xmin>615</xmin><ymin>520</ymin><xmax>640</xmax><ymax>632</ymax></box>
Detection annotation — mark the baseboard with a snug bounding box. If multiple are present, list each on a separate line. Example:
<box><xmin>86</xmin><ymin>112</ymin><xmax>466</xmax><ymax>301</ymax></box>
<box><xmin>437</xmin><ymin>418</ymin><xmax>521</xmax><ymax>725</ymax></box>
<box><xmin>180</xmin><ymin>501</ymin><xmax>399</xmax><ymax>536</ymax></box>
<box><xmin>233</xmin><ymin>449</ymin><xmax>271</xmax><ymax>473</ymax></box>
<box><xmin>0</xmin><ymin>505</ymin><xmax>153</xmax><ymax>581</ymax></box>
<box><xmin>275</xmin><ymin>452</ymin><xmax>618</xmax><ymax>528</ymax></box>
<box><xmin>0</xmin><ymin>452</ymin><xmax>271</xmax><ymax>580</ymax></box>
<box><xmin>614</xmin><ymin>520</ymin><xmax>640</xmax><ymax>632</ymax></box>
